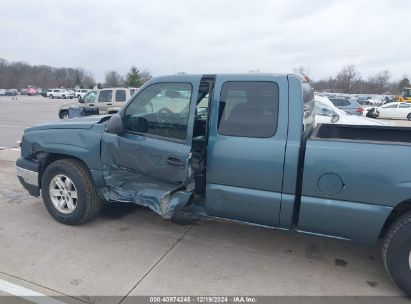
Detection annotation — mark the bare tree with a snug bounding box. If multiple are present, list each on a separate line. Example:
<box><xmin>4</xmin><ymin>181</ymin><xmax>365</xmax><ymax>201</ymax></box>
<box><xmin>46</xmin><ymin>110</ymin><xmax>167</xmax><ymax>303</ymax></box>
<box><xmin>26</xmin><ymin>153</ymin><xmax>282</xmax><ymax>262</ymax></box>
<box><xmin>139</xmin><ymin>69</ymin><xmax>152</xmax><ymax>85</ymax></box>
<box><xmin>0</xmin><ymin>58</ymin><xmax>96</xmax><ymax>89</ymax></box>
<box><xmin>369</xmin><ymin>70</ymin><xmax>391</xmax><ymax>94</ymax></box>
<box><xmin>104</xmin><ymin>71</ymin><xmax>124</xmax><ymax>87</ymax></box>
<box><xmin>336</xmin><ymin>64</ymin><xmax>360</xmax><ymax>93</ymax></box>
<box><xmin>292</xmin><ymin>66</ymin><xmax>310</xmax><ymax>78</ymax></box>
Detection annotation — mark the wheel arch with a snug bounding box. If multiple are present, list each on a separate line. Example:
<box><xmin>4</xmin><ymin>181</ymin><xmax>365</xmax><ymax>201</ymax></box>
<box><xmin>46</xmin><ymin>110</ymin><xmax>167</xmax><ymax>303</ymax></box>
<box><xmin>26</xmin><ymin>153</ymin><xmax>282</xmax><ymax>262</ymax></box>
<box><xmin>380</xmin><ymin>200</ymin><xmax>411</xmax><ymax>238</ymax></box>
<box><xmin>38</xmin><ymin>153</ymin><xmax>92</xmax><ymax>188</ymax></box>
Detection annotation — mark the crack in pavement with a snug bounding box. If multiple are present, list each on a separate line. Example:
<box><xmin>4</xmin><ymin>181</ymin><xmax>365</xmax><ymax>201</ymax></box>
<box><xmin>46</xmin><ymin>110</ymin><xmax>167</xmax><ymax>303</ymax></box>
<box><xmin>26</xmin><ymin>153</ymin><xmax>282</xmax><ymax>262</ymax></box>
<box><xmin>118</xmin><ymin>225</ymin><xmax>194</xmax><ymax>304</ymax></box>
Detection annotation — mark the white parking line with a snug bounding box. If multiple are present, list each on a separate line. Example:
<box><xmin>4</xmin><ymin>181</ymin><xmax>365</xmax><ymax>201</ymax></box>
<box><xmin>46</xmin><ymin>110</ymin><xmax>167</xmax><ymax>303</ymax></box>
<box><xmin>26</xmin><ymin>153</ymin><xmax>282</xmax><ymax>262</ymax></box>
<box><xmin>0</xmin><ymin>279</ymin><xmax>66</xmax><ymax>304</ymax></box>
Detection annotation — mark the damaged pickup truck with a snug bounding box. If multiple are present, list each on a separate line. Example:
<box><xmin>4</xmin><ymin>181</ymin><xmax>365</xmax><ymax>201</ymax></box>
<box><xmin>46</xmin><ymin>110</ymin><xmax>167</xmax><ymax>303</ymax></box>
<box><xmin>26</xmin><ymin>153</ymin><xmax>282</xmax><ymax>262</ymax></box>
<box><xmin>16</xmin><ymin>74</ymin><xmax>411</xmax><ymax>295</ymax></box>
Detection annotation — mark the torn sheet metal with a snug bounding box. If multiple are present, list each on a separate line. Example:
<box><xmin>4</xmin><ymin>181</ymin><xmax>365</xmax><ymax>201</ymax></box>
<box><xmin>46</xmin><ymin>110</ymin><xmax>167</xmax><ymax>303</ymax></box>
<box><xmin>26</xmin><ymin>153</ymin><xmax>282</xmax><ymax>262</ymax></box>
<box><xmin>102</xmin><ymin>165</ymin><xmax>194</xmax><ymax>218</ymax></box>
<box><xmin>100</xmin><ymin>133</ymin><xmax>194</xmax><ymax>219</ymax></box>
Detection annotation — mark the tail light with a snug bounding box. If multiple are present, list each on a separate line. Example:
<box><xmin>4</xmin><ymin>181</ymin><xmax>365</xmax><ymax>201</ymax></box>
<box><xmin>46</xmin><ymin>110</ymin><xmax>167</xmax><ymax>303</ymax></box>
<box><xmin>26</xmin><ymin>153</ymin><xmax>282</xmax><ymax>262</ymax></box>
<box><xmin>357</xmin><ymin>107</ymin><xmax>363</xmax><ymax>113</ymax></box>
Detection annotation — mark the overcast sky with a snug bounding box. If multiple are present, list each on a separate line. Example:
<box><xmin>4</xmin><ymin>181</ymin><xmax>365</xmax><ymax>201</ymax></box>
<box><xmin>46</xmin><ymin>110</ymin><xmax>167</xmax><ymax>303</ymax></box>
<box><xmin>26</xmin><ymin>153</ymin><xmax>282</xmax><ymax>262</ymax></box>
<box><xmin>1</xmin><ymin>0</ymin><xmax>409</xmax><ymax>82</ymax></box>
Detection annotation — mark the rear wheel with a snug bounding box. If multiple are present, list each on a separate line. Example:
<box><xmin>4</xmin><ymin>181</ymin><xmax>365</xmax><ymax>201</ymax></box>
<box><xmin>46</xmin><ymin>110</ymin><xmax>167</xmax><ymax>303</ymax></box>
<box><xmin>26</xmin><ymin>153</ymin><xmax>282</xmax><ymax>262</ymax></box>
<box><xmin>62</xmin><ymin>95</ymin><xmax>66</xmax><ymax>99</ymax></box>
<box><xmin>407</xmin><ymin>113</ymin><xmax>411</xmax><ymax>121</ymax></box>
<box><xmin>41</xmin><ymin>159</ymin><xmax>102</xmax><ymax>225</ymax></box>
<box><xmin>383</xmin><ymin>210</ymin><xmax>411</xmax><ymax>295</ymax></box>
<box><xmin>50</xmin><ymin>95</ymin><xmax>54</xmax><ymax>99</ymax></box>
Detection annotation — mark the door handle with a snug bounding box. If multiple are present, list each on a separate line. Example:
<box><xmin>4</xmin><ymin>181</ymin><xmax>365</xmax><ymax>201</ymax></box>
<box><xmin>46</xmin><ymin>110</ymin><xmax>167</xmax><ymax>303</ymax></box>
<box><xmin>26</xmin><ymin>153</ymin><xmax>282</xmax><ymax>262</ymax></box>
<box><xmin>107</xmin><ymin>103</ymin><xmax>112</xmax><ymax>105</ymax></box>
<box><xmin>89</xmin><ymin>103</ymin><xmax>95</xmax><ymax>106</ymax></box>
<box><xmin>167</xmin><ymin>156</ymin><xmax>185</xmax><ymax>168</ymax></box>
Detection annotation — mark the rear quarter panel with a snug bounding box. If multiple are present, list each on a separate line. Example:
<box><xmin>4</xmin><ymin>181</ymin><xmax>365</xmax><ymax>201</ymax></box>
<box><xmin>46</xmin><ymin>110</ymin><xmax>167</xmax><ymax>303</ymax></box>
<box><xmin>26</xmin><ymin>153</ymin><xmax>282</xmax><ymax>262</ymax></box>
<box><xmin>299</xmin><ymin>139</ymin><xmax>411</xmax><ymax>244</ymax></box>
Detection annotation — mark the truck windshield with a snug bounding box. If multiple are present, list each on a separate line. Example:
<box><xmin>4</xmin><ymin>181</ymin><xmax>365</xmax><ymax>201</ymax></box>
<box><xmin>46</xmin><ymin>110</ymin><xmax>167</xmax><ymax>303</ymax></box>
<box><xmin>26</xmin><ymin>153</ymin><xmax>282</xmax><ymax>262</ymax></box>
<box><xmin>83</xmin><ymin>91</ymin><xmax>97</xmax><ymax>102</ymax></box>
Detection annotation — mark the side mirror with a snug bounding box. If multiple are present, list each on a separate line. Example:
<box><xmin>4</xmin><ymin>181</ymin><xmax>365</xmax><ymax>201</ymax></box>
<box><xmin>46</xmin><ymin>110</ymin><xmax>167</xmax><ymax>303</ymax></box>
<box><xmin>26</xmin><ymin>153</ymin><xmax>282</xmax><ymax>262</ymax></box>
<box><xmin>105</xmin><ymin>114</ymin><xmax>124</xmax><ymax>134</ymax></box>
<box><xmin>78</xmin><ymin>98</ymin><xmax>84</xmax><ymax>104</ymax></box>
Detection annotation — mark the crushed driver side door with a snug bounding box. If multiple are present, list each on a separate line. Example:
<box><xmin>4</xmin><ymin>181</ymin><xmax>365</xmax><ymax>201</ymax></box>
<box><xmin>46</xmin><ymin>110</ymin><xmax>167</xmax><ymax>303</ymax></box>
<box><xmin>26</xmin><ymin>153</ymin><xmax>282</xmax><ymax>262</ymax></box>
<box><xmin>100</xmin><ymin>76</ymin><xmax>200</xmax><ymax>218</ymax></box>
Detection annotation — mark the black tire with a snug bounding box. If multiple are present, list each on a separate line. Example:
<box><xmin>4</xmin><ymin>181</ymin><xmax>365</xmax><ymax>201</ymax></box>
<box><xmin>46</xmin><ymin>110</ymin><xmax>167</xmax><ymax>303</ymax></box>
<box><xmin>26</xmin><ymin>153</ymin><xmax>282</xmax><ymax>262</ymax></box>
<box><xmin>50</xmin><ymin>95</ymin><xmax>54</xmax><ymax>99</ymax></box>
<box><xmin>41</xmin><ymin>159</ymin><xmax>102</xmax><ymax>225</ymax></box>
<box><xmin>383</xmin><ymin>210</ymin><xmax>411</xmax><ymax>295</ymax></box>
<box><xmin>407</xmin><ymin>114</ymin><xmax>411</xmax><ymax>121</ymax></box>
<box><xmin>59</xmin><ymin>110</ymin><xmax>69</xmax><ymax>119</ymax></box>
<box><xmin>62</xmin><ymin>95</ymin><xmax>66</xmax><ymax>99</ymax></box>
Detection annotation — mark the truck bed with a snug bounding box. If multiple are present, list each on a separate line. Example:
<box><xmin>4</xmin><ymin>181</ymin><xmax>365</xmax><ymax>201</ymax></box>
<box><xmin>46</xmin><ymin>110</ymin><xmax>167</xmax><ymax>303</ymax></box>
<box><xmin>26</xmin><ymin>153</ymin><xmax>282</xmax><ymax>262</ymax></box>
<box><xmin>298</xmin><ymin>123</ymin><xmax>411</xmax><ymax>244</ymax></box>
<box><xmin>311</xmin><ymin>124</ymin><xmax>411</xmax><ymax>144</ymax></box>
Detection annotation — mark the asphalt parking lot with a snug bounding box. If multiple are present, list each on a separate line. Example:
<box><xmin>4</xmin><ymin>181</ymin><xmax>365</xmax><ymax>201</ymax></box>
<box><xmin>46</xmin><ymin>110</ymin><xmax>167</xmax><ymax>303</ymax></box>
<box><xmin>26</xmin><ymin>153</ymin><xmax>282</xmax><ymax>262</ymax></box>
<box><xmin>0</xmin><ymin>96</ymin><xmax>409</xmax><ymax>303</ymax></box>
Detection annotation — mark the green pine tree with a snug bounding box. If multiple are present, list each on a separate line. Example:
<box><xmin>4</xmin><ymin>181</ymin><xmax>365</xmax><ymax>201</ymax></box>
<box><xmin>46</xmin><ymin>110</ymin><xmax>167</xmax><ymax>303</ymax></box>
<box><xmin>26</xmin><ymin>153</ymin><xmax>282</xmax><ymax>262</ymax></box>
<box><xmin>126</xmin><ymin>66</ymin><xmax>142</xmax><ymax>87</ymax></box>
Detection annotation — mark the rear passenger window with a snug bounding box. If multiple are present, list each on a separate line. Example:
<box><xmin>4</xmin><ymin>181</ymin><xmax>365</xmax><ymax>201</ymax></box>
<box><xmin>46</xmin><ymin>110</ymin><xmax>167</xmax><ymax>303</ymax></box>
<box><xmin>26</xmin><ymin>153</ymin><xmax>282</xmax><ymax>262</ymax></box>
<box><xmin>331</xmin><ymin>99</ymin><xmax>341</xmax><ymax>106</ymax></box>
<box><xmin>218</xmin><ymin>81</ymin><xmax>279</xmax><ymax>138</ymax></box>
<box><xmin>115</xmin><ymin>90</ymin><xmax>126</xmax><ymax>102</ymax></box>
<box><xmin>99</xmin><ymin>90</ymin><xmax>112</xmax><ymax>102</ymax></box>
<box><xmin>385</xmin><ymin>104</ymin><xmax>398</xmax><ymax>108</ymax></box>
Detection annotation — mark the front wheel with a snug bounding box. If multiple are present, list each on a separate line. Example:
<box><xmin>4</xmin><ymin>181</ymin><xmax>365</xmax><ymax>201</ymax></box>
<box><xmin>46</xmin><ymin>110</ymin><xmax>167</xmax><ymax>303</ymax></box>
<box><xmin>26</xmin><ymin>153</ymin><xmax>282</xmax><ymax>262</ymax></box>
<box><xmin>383</xmin><ymin>210</ymin><xmax>411</xmax><ymax>295</ymax></box>
<box><xmin>50</xmin><ymin>95</ymin><xmax>54</xmax><ymax>99</ymax></box>
<box><xmin>41</xmin><ymin>159</ymin><xmax>102</xmax><ymax>225</ymax></box>
<box><xmin>59</xmin><ymin>110</ymin><xmax>69</xmax><ymax>119</ymax></box>
<box><xmin>62</xmin><ymin>95</ymin><xmax>66</xmax><ymax>99</ymax></box>
<box><xmin>407</xmin><ymin>113</ymin><xmax>411</xmax><ymax>121</ymax></box>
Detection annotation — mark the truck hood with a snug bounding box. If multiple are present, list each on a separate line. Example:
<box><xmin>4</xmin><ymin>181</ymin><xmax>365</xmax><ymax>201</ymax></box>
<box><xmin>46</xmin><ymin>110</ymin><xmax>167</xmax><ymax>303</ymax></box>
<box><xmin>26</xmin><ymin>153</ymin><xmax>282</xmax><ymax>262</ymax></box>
<box><xmin>26</xmin><ymin>115</ymin><xmax>111</xmax><ymax>131</ymax></box>
<box><xmin>60</xmin><ymin>101</ymin><xmax>83</xmax><ymax>110</ymax></box>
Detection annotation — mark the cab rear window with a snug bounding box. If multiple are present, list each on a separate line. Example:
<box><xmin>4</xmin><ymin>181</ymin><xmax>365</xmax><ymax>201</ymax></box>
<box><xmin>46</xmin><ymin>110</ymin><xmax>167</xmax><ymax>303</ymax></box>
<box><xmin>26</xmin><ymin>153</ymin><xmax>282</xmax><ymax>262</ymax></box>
<box><xmin>218</xmin><ymin>81</ymin><xmax>279</xmax><ymax>138</ymax></box>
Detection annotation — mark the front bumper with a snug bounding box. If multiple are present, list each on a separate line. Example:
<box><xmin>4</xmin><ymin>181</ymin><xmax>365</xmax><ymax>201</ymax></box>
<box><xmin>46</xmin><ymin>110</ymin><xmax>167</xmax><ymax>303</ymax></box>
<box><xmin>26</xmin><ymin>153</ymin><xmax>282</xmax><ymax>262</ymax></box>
<box><xmin>16</xmin><ymin>157</ymin><xmax>40</xmax><ymax>197</ymax></box>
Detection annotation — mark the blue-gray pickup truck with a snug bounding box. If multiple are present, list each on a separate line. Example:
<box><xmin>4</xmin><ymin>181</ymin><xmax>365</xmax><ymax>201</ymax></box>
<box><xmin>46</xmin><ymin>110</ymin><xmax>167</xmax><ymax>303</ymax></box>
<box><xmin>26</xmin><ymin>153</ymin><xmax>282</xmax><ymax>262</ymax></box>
<box><xmin>16</xmin><ymin>74</ymin><xmax>411</xmax><ymax>295</ymax></box>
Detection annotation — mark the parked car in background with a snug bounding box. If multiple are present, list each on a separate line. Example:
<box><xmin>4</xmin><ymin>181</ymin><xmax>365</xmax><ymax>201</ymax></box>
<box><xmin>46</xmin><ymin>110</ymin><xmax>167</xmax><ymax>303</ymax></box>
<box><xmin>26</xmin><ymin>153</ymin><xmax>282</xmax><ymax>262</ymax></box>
<box><xmin>384</xmin><ymin>96</ymin><xmax>396</xmax><ymax>104</ymax></box>
<box><xmin>329</xmin><ymin>97</ymin><xmax>363</xmax><ymax>115</ymax></box>
<box><xmin>75</xmin><ymin>89</ymin><xmax>92</xmax><ymax>100</ymax></box>
<box><xmin>368</xmin><ymin>102</ymin><xmax>411</xmax><ymax>120</ymax></box>
<box><xmin>356</xmin><ymin>96</ymin><xmax>370</xmax><ymax>105</ymax></box>
<box><xmin>20</xmin><ymin>89</ymin><xmax>28</xmax><ymax>95</ymax></box>
<box><xmin>39</xmin><ymin>89</ymin><xmax>49</xmax><ymax>97</ymax></box>
<box><xmin>49</xmin><ymin>89</ymin><xmax>74</xmax><ymax>99</ymax></box>
<box><xmin>58</xmin><ymin>88</ymin><xmax>136</xmax><ymax>119</ymax></box>
<box><xmin>5</xmin><ymin>89</ymin><xmax>18</xmax><ymax>96</ymax></box>
<box><xmin>368</xmin><ymin>98</ymin><xmax>384</xmax><ymax>106</ymax></box>
<box><xmin>0</xmin><ymin>89</ymin><xmax>6</xmax><ymax>96</ymax></box>
<box><xmin>315</xmin><ymin>96</ymin><xmax>386</xmax><ymax>126</ymax></box>
<box><xmin>27</xmin><ymin>87</ymin><xmax>38</xmax><ymax>96</ymax></box>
